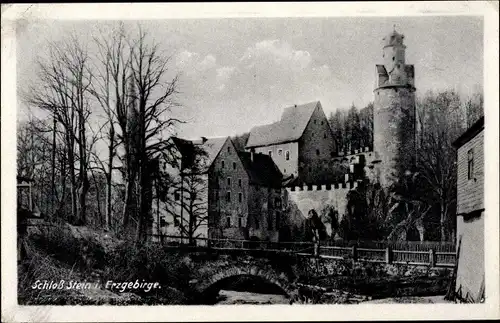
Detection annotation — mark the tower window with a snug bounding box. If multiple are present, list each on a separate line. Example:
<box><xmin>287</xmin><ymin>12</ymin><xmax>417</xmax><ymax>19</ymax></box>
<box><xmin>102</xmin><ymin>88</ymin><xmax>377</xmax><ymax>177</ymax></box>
<box><xmin>285</xmin><ymin>151</ymin><xmax>290</xmax><ymax>160</ymax></box>
<box><xmin>255</xmin><ymin>219</ymin><xmax>260</xmax><ymax>229</ymax></box>
<box><xmin>226</xmin><ymin>217</ymin><xmax>231</xmax><ymax>228</ymax></box>
<box><xmin>324</xmin><ymin>133</ymin><xmax>327</xmax><ymax>139</ymax></box>
<box><xmin>238</xmin><ymin>217</ymin><xmax>243</xmax><ymax>228</ymax></box>
<box><xmin>226</xmin><ymin>191</ymin><xmax>231</xmax><ymax>202</ymax></box>
<box><xmin>174</xmin><ymin>192</ymin><xmax>180</xmax><ymax>201</ymax></box>
<box><xmin>221</xmin><ymin>160</ymin><xmax>225</xmax><ymax>168</ymax></box>
<box><xmin>227</xmin><ymin>177</ymin><xmax>231</xmax><ymax>186</ymax></box>
<box><xmin>233</xmin><ymin>162</ymin><xmax>236</xmax><ymax>170</ymax></box>
<box><xmin>238</xmin><ymin>192</ymin><xmax>242</xmax><ymax>203</ymax></box>
<box><xmin>316</xmin><ymin>149</ymin><xmax>320</xmax><ymax>156</ymax></box>
<box><xmin>227</xmin><ymin>146</ymin><xmax>231</xmax><ymax>153</ymax></box>
<box><xmin>238</xmin><ymin>178</ymin><xmax>242</xmax><ymax>187</ymax></box>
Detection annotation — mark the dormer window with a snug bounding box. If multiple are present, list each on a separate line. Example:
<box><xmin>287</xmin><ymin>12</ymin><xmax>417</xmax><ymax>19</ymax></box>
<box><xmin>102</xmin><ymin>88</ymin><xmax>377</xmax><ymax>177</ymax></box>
<box><xmin>278</xmin><ymin>149</ymin><xmax>283</xmax><ymax>156</ymax></box>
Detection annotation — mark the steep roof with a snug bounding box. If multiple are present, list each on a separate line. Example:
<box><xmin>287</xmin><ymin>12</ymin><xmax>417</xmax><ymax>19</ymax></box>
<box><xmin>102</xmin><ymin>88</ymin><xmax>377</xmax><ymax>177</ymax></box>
<box><xmin>245</xmin><ymin>101</ymin><xmax>321</xmax><ymax>148</ymax></box>
<box><xmin>171</xmin><ymin>136</ymin><xmax>228</xmax><ymax>173</ymax></box>
<box><xmin>237</xmin><ymin>151</ymin><xmax>283</xmax><ymax>188</ymax></box>
<box><xmin>452</xmin><ymin>116</ymin><xmax>484</xmax><ymax>149</ymax></box>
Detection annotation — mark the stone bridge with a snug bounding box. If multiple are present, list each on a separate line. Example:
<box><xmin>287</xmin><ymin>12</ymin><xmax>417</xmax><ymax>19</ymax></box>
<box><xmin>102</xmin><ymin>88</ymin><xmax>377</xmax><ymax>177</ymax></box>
<box><xmin>176</xmin><ymin>248</ymin><xmax>452</xmax><ymax>303</ymax></box>
<box><xmin>186</xmin><ymin>251</ymin><xmax>302</xmax><ymax>302</ymax></box>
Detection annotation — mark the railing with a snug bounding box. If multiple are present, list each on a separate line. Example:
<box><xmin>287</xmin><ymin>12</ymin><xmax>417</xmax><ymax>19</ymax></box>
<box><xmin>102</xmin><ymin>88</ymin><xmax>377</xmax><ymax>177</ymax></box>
<box><xmin>148</xmin><ymin>234</ymin><xmax>456</xmax><ymax>267</ymax></box>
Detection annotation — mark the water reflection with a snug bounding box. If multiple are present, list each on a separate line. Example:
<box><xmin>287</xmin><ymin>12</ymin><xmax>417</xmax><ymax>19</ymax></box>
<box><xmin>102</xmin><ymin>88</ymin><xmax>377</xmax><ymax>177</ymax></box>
<box><xmin>216</xmin><ymin>290</ymin><xmax>289</xmax><ymax>304</ymax></box>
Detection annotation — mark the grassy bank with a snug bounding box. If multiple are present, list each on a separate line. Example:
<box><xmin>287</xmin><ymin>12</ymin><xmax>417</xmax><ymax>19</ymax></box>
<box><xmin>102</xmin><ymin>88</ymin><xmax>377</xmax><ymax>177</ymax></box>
<box><xmin>19</xmin><ymin>223</ymin><xmax>192</xmax><ymax>305</ymax></box>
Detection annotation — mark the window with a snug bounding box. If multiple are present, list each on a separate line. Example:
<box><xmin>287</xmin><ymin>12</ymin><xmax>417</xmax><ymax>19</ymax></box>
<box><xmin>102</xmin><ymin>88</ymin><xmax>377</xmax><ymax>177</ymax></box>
<box><xmin>268</xmin><ymin>150</ymin><xmax>272</xmax><ymax>157</ymax></box>
<box><xmin>278</xmin><ymin>149</ymin><xmax>283</xmax><ymax>156</ymax></box>
<box><xmin>283</xmin><ymin>168</ymin><xmax>286</xmax><ymax>173</ymax></box>
<box><xmin>221</xmin><ymin>160</ymin><xmax>225</xmax><ymax>169</ymax></box>
<box><xmin>174</xmin><ymin>192</ymin><xmax>180</xmax><ymax>201</ymax></box>
<box><xmin>226</xmin><ymin>216</ymin><xmax>231</xmax><ymax>228</ymax></box>
<box><xmin>316</xmin><ymin>149</ymin><xmax>320</xmax><ymax>156</ymax></box>
<box><xmin>160</xmin><ymin>217</ymin><xmax>167</xmax><ymax>227</ymax></box>
<box><xmin>276</xmin><ymin>211</ymin><xmax>281</xmax><ymax>229</ymax></box>
<box><xmin>314</xmin><ymin>120</ymin><xmax>317</xmax><ymax>124</ymax></box>
<box><xmin>285</xmin><ymin>150</ymin><xmax>290</xmax><ymax>161</ymax></box>
<box><xmin>238</xmin><ymin>178</ymin><xmax>242</xmax><ymax>187</ymax></box>
<box><xmin>267</xmin><ymin>213</ymin><xmax>273</xmax><ymax>230</ymax></box>
<box><xmin>392</xmin><ymin>56</ymin><xmax>395</xmax><ymax>61</ymax></box>
<box><xmin>174</xmin><ymin>217</ymin><xmax>180</xmax><ymax>227</ymax></box>
<box><xmin>238</xmin><ymin>217</ymin><xmax>243</xmax><ymax>228</ymax></box>
<box><xmin>324</xmin><ymin>133</ymin><xmax>327</xmax><ymax>139</ymax></box>
<box><xmin>321</xmin><ymin>121</ymin><xmax>324</xmax><ymax>125</ymax></box>
<box><xmin>468</xmin><ymin>148</ymin><xmax>474</xmax><ymax>180</ymax></box>
<box><xmin>255</xmin><ymin>219</ymin><xmax>260</xmax><ymax>229</ymax></box>
<box><xmin>227</xmin><ymin>146</ymin><xmax>231</xmax><ymax>153</ymax></box>
<box><xmin>274</xmin><ymin>197</ymin><xmax>282</xmax><ymax>208</ymax></box>
<box><xmin>233</xmin><ymin>162</ymin><xmax>236</xmax><ymax>170</ymax></box>
<box><xmin>227</xmin><ymin>177</ymin><xmax>231</xmax><ymax>186</ymax></box>
<box><xmin>226</xmin><ymin>191</ymin><xmax>231</xmax><ymax>202</ymax></box>
<box><xmin>238</xmin><ymin>192</ymin><xmax>243</xmax><ymax>203</ymax></box>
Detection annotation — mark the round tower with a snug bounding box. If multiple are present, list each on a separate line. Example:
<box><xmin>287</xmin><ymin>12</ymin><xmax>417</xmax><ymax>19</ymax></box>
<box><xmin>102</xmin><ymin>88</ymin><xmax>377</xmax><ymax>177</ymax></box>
<box><xmin>373</xmin><ymin>27</ymin><xmax>416</xmax><ymax>188</ymax></box>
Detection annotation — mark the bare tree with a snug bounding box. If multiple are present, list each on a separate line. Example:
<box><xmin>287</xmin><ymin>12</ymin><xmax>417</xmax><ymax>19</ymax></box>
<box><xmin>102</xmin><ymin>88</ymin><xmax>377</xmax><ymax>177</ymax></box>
<box><xmin>415</xmin><ymin>90</ymin><xmax>466</xmax><ymax>241</ymax></box>
<box><xmin>126</xmin><ymin>27</ymin><xmax>182</xmax><ymax>242</ymax></box>
<box><xmin>90</xmin><ymin>22</ymin><xmax>131</xmax><ymax>231</ymax></box>
<box><xmin>23</xmin><ymin>35</ymin><xmax>96</xmax><ymax>225</ymax></box>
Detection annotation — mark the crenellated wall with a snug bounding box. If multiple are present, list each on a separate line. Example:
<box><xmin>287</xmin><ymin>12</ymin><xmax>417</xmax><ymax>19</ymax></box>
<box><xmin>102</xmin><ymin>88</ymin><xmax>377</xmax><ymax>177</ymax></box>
<box><xmin>285</xmin><ymin>181</ymin><xmax>359</xmax><ymax>237</ymax></box>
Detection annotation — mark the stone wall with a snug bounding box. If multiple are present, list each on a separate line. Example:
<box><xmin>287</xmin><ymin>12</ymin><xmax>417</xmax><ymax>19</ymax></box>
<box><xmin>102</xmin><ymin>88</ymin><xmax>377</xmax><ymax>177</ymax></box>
<box><xmin>285</xmin><ymin>183</ymin><xmax>358</xmax><ymax>237</ymax></box>
<box><xmin>455</xmin><ymin>212</ymin><xmax>484</xmax><ymax>302</ymax></box>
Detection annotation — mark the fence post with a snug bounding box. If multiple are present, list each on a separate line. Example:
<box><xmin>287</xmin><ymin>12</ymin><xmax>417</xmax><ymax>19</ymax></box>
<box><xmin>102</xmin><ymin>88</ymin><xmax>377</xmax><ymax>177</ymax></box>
<box><xmin>385</xmin><ymin>246</ymin><xmax>392</xmax><ymax>264</ymax></box>
<box><xmin>429</xmin><ymin>249</ymin><xmax>436</xmax><ymax>267</ymax></box>
<box><xmin>352</xmin><ymin>244</ymin><xmax>358</xmax><ymax>261</ymax></box>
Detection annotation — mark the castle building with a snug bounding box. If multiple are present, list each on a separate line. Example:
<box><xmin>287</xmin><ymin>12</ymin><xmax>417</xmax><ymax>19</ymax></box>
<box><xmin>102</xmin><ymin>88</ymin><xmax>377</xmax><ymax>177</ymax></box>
<box><xmin>208</xmin><ymin>139</ymin><xmax>283</xmax><ymax>242</ymax></box>
<box><xmin>245</xmin><ymin>101</ymin><xmax>338</xmax><ymax>185</ymax></box>
<box><xmin>151</xmin><ymin>136</ymin><xmax>228</xmax><ymax>241</ymax></box>
<box><xmin>373</xmin><ymin>28</ymin><xmax>417</xmax><ymax>187</ymax></box>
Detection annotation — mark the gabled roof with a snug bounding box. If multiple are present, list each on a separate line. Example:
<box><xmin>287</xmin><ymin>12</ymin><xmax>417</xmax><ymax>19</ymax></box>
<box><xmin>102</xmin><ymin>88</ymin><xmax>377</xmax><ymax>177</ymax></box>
<box><xmin>452</xmin><ymin>116</ymin><xmax>484</xmax><ymax>149</ymax></box>
<box><xmin>237</xmin><ymin>151</ymin><xmax>283</xmax><ymax>188</ymax></box>
<box><xmin>245</xmin><ymin>101</ymin><xmax>321</xmax><ymax>148</ymax></box>
<box><xmin>171</xmin><ymin>136</ymin><xmax>228</xmax><ymax>173</ymax></box>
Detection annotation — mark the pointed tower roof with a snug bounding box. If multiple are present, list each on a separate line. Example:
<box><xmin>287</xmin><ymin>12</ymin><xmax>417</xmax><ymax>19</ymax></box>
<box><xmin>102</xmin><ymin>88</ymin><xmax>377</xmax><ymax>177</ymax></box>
<box><xmin>383</xmin><ymin>25</ymin><xmax>405</xmax><ymax>48</ymax></box>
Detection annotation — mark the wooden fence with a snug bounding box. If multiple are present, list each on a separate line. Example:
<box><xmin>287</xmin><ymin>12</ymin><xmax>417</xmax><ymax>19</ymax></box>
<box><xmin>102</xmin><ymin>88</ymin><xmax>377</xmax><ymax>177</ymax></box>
<box><xmin>148</xmin><ymin>234</ymin><xmax>456</xmax><ymax>268</ymax></box>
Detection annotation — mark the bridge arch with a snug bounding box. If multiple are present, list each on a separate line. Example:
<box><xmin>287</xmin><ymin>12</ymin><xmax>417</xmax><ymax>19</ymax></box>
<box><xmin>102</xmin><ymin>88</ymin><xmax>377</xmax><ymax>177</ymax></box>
<box><xmin>195</xmin><ymin>264</ymin><xmax>296</xmax><ymax>299</ymax></box>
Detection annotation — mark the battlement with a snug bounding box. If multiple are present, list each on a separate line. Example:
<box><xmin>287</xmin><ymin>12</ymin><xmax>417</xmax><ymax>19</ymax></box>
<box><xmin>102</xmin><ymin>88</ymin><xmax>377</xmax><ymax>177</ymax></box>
<box><xmin>337</xmin><ymin>146</ymin><xmax>372</xmax><ymax>157</ymax></box>
<box><xmin>286</xmin><ymin>180</ymin><xmax>360</xmax><ymax>192</ymax></box>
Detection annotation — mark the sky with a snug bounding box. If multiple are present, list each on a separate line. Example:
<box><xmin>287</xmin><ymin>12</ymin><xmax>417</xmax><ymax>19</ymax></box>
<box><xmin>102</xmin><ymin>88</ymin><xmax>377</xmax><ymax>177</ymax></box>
<box><xmin>17</xmin><ymin>16</ymin><xmax>483</xmax><ymax>140</ymax></box>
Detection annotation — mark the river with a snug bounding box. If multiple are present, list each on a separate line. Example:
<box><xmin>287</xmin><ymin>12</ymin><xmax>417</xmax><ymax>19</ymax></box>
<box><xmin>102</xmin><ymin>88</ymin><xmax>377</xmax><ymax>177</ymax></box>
<box><xmin>215</xmin><ymin>290</ymin><xmax>289</xmax><ymax>304</ymax></box>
